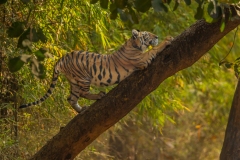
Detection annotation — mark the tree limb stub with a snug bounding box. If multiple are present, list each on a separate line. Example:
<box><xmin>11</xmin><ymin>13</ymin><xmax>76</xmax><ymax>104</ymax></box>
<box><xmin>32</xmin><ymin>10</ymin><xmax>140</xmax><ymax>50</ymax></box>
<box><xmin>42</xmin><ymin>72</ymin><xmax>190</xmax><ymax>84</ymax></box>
<box><xmin>30</xmin><ymin>6</ymin><xmax>240</xmax><ymax>160</ymax></box>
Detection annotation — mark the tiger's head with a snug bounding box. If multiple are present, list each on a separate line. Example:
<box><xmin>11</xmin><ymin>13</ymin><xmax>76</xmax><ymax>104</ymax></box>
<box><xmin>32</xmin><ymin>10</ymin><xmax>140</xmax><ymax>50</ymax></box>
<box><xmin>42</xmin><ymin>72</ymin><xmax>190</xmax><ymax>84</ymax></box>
<box><xmin>131</xmin><ymin>29</ymin><xmax>158</xmax><ymax>51</ymax></box>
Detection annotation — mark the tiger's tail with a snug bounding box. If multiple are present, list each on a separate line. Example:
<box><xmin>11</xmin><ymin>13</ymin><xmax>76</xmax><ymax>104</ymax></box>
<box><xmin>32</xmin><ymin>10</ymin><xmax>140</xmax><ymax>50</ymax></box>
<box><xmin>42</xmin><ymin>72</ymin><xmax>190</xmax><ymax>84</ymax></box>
<box><xmin>19</xmin><ymin>65</ymin><xmax>60</xmax><ymax>109</ymax></box>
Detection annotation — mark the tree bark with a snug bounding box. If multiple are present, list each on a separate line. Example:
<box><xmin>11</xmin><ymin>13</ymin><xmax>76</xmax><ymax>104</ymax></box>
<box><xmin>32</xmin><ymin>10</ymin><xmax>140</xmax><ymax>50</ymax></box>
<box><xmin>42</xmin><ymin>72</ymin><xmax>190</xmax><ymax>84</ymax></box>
<box><xmin>30</xmin><ymin>6</ymin><xmax>240</xmax><ymax>160</ymax></box>
<box><xmin>220</xmin><ymin>80</ymin><xmax>240</xmax><ymax>160</ymax></box>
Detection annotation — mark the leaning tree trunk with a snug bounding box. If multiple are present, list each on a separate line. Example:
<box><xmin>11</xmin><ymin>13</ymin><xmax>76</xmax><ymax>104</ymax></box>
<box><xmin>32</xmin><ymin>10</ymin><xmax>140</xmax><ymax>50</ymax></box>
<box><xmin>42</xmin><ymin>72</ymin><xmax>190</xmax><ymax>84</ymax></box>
<box><xmin>220</xmin><ymin>80</ymin><xmax>240</xmax><ymax>160</ymax></box>
<box><xmin>29</xmin><ymin>5</ymin><xmax>240</xmax><ymax>160</ymax></box>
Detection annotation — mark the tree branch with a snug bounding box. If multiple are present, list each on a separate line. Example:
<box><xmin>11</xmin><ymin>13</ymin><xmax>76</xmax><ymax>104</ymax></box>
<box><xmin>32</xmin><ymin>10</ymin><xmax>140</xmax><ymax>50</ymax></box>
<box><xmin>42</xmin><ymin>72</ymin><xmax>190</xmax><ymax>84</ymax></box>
<box><xmin>30</xmin><ymin>6</ymin><xmax>240</xmax><ymax>160</ymax></box>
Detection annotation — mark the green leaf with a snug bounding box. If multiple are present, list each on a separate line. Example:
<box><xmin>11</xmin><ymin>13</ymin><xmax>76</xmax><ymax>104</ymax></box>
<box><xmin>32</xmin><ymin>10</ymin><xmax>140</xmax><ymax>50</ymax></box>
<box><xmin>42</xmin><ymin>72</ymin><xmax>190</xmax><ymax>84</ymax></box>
<box><xmin>17</xmin><ymin>27</ymin><xmax>46</xmax><ymax>49</ymax></box>
<box><xmin>220</xmin><ymin>20</ymin><xmax>225</xmax><ymax>32</ymax></box>
<box><xmin>224</xmin><ymin>62</ymin><xmax>233</xmax><ymax>69</ymax></box>
<box><xmin>110</xmin><ymin>9</ymin><xmax>118</xmax><ymax>20</ymax></box>
<box><xmin>8</xmin><ymin>57</ymin><xmax>25</xmax><ymax>72</ymax></box>
<box><xmin>37</xmin><ymin>28</ymin><xmax>47</xmax><ymax>43</ymax></box>
<box><xmin>20</xmin><ymin>0</ymin><xmax>30</xmax><ymax>4</ymax></box>
<box><xmin>203</xmin><ymin>3</ymin><xmax>214</xmax><ymax>23</ymax></box>
<box><xmin>134</xmin><ymin>0</ymin><xmax>152</xmax><ymax>13</ymax></box>
<box><xmin>194</xmin><ymin>4</ymin><xmax>204</xmax><ymax>20</ymax></box>
<box><xmin>31</xmin><ymin>28</ymin><xmax>39</xmax><ymax>42</ymax></box>
<box><xmin>173</xmin><ymin>0</ymin><xmax>179</xmax><ymax>11</ymax></box>
<box><xmin>17</xmin><ymin>28</ymin><xmax>30</xmax><ymax>49</ymax></box>
<box><xmin>7</xmin><ymin>21</ymin><xmax>25</xmax><ymax>38</ymax></box>
<box><xmin>90</xmin><ymin>0</ymin><xmax>98</xmax><ymax>4</ymax></box>
<box><xmin>100</xmin><ymin>0</ymin><xmax>108</xmax><ymax>9</ymax></box>
<box><xmin>34</xmin><ymin>50</ymin><xmax>45</xmax><ymax>61</ymax></box>
<box><xmin>152</xmin><ymin>0</ymin><xmax>168</xmax><ymax>12</ymax></box>
<box><xmin>115</xmin><ymin>0</ymin><xmax>127</xmax><ymax>9</ymax></box>
<box><xmin>207</xmin><ymin>2</ymin><xmax>222</xmax><ymax>20</ymax></box>
<box><xmin>184</xmin><ymin>0</ymin><xmax>191</xmax><ymax>5</ymax></box>
<box><xmin>0</xmin><ymin>0</ymin><xmax>7</xmax><ymax>4</ymax></box>
<box><xmin>129</xmin><ymin>7</ymin><xmax>139</xmax><ymax>24</ymax></box>
<box><xmin>110</xmin><ymin>2</ymin><xmax>117</xmax><ymax>12</ymax></box>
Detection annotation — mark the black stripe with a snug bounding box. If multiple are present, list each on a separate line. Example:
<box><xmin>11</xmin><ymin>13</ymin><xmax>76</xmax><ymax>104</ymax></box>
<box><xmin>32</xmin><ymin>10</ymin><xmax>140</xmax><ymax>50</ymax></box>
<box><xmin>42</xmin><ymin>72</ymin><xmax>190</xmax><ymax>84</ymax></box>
<box><xmin>100</xmin><ymin>82</ymin><xmax>108</xmax><ymax>86</ymax></box>
<box><xmin>50</xmin><ymin>84</ymin><xmax>55</xmax><ymax>88</ymax></box>
<box><xmin>108</xmin><ymin>57</ymin><xmax>112</xmax><ymax>79</ymax></box>
<box><xmin>98</xmin><ymin>74</ymin><xmax>102</xmax><ymax>80</ymax></box>
<box><xmin>111</xmin><ymin>56</ymin><xmax>121</xmax><ymax>83</ymax></box>
<box><xmin>70</xmin><ymin>91</ymin><xmax>79</xmax><ymax>99</ymax></box>
<box><xmin>19</xmin><ymin>104</ymin><xmax>27</xmax><ymax>108</ymax></box>
<box><xmin>93</xmin><ymin>56</ymin><xmax>97</xmax><ymax>74</ymax></box>
<box><xmin>52</xmin><ymin>77</ymin><xmax>58</xmax><ymax>81</ymax></box>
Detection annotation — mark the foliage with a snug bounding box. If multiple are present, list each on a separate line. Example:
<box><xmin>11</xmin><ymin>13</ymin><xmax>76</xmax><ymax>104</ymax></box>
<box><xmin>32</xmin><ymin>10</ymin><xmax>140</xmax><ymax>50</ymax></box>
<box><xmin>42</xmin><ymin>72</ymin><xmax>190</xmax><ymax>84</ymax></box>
<box><xmin>91</xmin><ymin>0</ymin><xmax>240</xmax><ymax>30</ymax></box>
<box><xmin>0</xmin><ymin>0</ymin><xmax>240</xmax><ymax>159</ymax></box>
<box><xmin>2</xmin><ymin>0</ymin><xmax>240</xmax><ymax>78</ymax></box>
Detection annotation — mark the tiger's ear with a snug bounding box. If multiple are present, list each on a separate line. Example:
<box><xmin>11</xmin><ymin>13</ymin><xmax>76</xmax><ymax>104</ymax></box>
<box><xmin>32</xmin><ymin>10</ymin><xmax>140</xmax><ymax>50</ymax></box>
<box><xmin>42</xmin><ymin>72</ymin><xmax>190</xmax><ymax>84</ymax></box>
<box><xmin>132</xmin><ymin>29</ymin><xmax>139</xmax><ymax>39</ymax></box>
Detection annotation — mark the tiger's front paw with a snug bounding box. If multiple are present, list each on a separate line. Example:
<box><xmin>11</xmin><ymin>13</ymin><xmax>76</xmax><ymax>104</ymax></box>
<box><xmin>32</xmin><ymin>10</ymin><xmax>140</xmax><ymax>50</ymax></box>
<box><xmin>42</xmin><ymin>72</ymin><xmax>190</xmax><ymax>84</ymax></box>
<box><xmin>164</xmin><ymin>36</ymin><xmax>174</xmax><ymax>46</ymax></box>
<box><xmin>165</xmin><ymin>36</ymin><xmax>174</xmax><ymax>42</ymax></box>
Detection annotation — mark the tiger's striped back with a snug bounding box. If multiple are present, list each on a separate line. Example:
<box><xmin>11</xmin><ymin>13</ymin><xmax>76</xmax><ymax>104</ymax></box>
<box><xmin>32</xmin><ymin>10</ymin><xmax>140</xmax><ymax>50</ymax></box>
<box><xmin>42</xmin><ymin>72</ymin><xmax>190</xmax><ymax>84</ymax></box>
<box><xmin>19</xmin><ymin>29</ymin><xmax>173</xmax><ymax>113</ymax></box>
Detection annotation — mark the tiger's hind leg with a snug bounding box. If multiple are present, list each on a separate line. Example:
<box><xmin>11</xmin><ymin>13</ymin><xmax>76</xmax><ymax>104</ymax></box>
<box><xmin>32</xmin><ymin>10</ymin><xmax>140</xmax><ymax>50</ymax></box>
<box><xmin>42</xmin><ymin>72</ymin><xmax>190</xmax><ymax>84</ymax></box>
<box><xmin>67</xmin><ymin>84</ymin><xmax>82</xmax><ymax>113</ymax></box>
<box><xmin>78</xmin><ymin>82</ymin><xmax>106</xmax><ymax>100</ymax></box>
<box><xmin>80</xmin><ymin>90</ymin><xmax>106</xmax><ymax>100</ymax></box>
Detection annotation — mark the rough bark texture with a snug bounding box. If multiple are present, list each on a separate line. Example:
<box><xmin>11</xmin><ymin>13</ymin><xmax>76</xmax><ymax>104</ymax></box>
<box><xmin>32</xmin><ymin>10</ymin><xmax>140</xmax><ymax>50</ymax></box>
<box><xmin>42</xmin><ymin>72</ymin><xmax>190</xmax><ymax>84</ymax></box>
<box><xmin>30</xmin><ymin>6</ymin><xmax>240</xmax><ymax>160</ymax></box>
<box><xmin>220</xmin><ymin>80</ymin><xmax>240</xmax><ymax>160</ymax></box>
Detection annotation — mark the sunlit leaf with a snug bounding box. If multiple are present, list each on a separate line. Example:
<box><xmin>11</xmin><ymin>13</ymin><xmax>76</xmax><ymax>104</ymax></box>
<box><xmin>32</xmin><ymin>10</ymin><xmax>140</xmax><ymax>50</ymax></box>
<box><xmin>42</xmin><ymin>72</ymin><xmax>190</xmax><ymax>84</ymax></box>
<box><xmin>220</xmin><ymin>20</ymin><xmax>225</xmax><ymax>32</ymax></box>
<box><xmin>8</xmin><ymin>57</ymin><xmax>24</xmax><ymax>72</ymax></box>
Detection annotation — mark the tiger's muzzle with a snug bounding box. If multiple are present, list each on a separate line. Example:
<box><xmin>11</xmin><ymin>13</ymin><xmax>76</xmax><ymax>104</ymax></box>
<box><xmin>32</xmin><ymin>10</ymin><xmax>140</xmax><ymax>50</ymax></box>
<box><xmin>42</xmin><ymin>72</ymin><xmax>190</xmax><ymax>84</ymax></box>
<box><xmin>150</xmin><ymin>38</ymin><xmax>158</xmax><ymax>46</ymax></box>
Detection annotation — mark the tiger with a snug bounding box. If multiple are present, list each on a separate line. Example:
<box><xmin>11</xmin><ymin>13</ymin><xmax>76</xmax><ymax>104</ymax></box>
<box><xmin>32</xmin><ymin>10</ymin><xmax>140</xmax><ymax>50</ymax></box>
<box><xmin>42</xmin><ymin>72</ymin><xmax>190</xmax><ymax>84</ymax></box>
<box><xmin>19</xmin><ymin>29</ymin><xmax>173</xmax><ymax>113</ymax></box>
